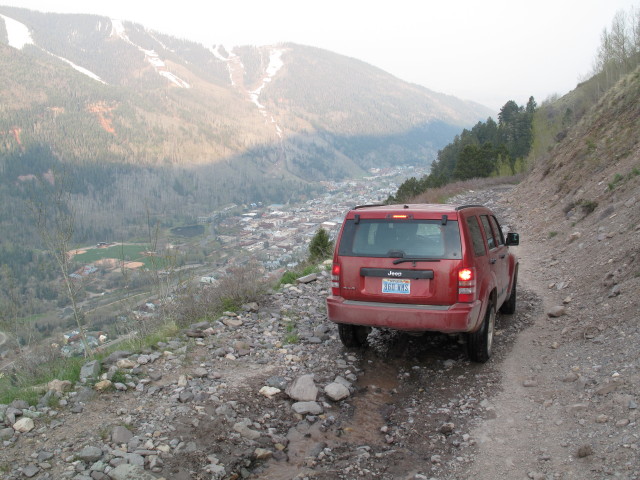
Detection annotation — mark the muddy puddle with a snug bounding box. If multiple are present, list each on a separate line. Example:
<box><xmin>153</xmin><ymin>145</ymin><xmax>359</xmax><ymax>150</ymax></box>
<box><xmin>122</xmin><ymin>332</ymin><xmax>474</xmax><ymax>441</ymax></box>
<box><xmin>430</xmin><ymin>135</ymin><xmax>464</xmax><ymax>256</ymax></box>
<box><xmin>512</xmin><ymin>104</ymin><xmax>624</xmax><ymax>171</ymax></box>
<box><xmin>257</xmin><ymin>331</ymin><xmax>467</xmax><ymax>479</ymax></box>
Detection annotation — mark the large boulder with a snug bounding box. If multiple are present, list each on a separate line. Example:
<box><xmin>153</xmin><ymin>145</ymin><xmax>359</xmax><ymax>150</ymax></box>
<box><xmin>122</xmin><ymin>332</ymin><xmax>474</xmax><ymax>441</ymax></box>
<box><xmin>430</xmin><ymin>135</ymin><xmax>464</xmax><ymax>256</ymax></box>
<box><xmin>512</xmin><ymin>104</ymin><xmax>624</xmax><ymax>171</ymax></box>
<box><xmin>324</xmin><ymin>382</ymin><xmax>350</xmax><ymax>401</ymax></box>
<box><xmin>285</xmin><ymin>374</ymin><xmax>318</xmax><ymax>401</ymax></box>
<box><xmin>12</xmin><ymin>417</ymin><xmax>34</xmax><ymax>433</ymax></box>
<box><xmin>79</xmin><ymin>360</ymin><xmax>101</xmax><ymax>382</ymax></box>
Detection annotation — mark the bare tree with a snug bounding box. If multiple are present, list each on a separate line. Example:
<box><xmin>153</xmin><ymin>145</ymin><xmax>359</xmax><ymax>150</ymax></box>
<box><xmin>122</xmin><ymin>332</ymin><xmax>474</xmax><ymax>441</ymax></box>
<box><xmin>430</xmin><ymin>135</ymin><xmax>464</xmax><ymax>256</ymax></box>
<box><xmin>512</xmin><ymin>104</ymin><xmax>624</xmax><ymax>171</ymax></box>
<box><xmin>592</xmin><ymin>6</ymin><xmax>640</xmax><ymax>92</ymax></box>
<box><xmin>143</xmin><ymin>206</ymin><xmax>182</xmax><ymax>329</ymax></box>
<box><xmin>26</xmin><ymin>171</ymin><xmax>93</xmax><ymax>358</ymax></box>
<box><xmin>632</xmin><ymin>7</ymin><xmax>640</xmax><ymax>56</ymax></box>
<box><xmin>610</xmin><ymin>11</ymin><xmax>632</xmax><ymax>70</ymax></box>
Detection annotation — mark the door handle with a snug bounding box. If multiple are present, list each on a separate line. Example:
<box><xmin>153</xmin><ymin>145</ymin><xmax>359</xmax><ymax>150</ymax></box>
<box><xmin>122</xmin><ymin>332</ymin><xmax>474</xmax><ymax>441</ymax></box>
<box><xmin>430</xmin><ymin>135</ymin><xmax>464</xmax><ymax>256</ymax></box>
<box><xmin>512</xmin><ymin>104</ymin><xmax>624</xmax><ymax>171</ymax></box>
<box><xmin>499</xmin><ymin>254</ymin><xmax>506</xmax><ymax>259</ymax></box>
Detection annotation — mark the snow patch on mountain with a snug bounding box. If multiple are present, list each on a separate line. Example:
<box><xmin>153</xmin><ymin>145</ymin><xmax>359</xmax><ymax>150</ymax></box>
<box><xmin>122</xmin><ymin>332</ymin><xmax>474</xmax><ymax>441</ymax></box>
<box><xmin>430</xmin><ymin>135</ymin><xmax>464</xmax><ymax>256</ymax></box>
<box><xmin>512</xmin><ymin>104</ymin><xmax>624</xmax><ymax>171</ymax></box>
<box><xmin>51</xmin><ymin>53</ymin><xmax>107</xmax><ymax>84</ymax></box>
<box><xmin>209</xmin><ymin>44</ymin><xmax>240</xmax><ymax>87</ymax></box>
<box><xmin>248</xmin><ymin>48</ymin><xmax>287</xmax><ymax>138</ymax></box>
<box><xmin>210</xmin><ymin>44</ymin><xmax>229</xmax><ymax>62</ymax></box>
<box><xmin>248</xmin><ymin>48</ymin><xmax>285</xmax><ymax>109</ymax></box>
<box><xmin>1</xmin><ymin>14</ymin><xmax>106</xmax><ymax>84</ymax></box>
<box><xmin>1</xmin><ymin>14</ymin><xmax>33</xmax><ymax>49</ymax></box>
<box><xmin>110</xmin><ymin>19</ymin><xmax>190</xmax><ymax>89</ymax></box>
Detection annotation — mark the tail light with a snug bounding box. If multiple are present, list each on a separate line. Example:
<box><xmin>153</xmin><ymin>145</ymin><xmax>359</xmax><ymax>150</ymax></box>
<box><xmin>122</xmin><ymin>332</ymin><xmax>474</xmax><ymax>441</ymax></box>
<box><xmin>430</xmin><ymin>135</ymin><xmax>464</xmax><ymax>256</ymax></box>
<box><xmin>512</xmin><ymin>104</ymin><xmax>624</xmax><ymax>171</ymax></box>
<box><xmin>331</xmin><ymin>263</ymin><xmax>341</xmax><ymax>296</ymax></box>
<box><xmin>458</xmin><ymin>267</ymin><xmax>476</xmax><ymax>302</ymax></box>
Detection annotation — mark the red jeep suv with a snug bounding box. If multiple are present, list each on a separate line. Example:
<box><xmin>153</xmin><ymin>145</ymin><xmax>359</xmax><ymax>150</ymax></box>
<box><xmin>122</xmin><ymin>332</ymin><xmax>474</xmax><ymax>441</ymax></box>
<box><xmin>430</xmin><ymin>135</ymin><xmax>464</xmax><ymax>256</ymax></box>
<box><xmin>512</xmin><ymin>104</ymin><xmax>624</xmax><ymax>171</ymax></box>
<box><xmin>326</xmin><ymin>203</ymin><xmax>519</xmax><ymax>362</ymax></box>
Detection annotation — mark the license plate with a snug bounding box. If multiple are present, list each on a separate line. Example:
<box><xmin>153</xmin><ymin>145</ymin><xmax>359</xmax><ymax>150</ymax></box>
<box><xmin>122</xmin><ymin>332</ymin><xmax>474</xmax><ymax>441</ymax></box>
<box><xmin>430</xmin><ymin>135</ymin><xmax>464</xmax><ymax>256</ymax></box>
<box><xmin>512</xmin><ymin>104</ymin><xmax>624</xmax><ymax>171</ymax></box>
<box><xmin>382</xmin><ymin>278</ymin><xmax>411</xmax><ymax>294</ymax></box>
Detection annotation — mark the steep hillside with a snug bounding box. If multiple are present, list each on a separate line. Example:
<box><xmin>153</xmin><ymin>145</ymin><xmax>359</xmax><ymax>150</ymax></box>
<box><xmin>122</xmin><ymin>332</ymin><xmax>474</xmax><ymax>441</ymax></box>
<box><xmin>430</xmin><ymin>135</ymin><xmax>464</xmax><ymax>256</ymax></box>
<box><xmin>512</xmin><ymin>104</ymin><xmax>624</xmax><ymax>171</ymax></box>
<box><xmin>508</xmin><ymin>66</ymin><xmax>640</xmax><ymax>351</ymax></box>
<box><xmin>463</xmin><ymin>67</ymin><xmax>640</xmax><ymax>479</ymax></box>
<box><xmin>519</xmin><ymin>66</ymin><xmax>639</xmax><ymax>255</ymax></box>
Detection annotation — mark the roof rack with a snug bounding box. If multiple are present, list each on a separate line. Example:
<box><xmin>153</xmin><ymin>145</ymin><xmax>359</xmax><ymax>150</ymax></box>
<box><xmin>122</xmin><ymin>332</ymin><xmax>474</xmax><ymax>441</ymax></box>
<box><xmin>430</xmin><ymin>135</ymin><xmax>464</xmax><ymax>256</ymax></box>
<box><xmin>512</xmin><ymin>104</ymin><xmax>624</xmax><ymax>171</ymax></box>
<box><xmin>455</xmin><ymin>204</ymin><xmax>484</xmax><ymax>211</ymax></box>
<box><xmin>353</xmin><ymin>203</ymin><xmax>386</xmax><ymax>210</ymax></box>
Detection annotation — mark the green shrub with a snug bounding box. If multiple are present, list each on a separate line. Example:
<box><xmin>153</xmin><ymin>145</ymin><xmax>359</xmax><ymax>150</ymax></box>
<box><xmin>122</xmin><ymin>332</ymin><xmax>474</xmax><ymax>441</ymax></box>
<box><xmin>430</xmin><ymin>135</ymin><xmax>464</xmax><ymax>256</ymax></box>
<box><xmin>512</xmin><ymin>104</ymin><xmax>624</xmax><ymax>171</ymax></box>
<box><xmin>608</xmin><ymin>172</ymin><xmax>626</xmax><ymax>190</ymax></box>
<box><xmin>279</xmin><ymin>270</ymin><xmax>299</xmax><ymax>285</ymax></box>
<box><xmin>110</xmin><ymin>369</ymin><xmax>128</xmax><ymax>384</ymax></box>
<box><xmin>580</xmin><ymin>200</ymin><xmax>598</xmax><ymax>215</ymax></box>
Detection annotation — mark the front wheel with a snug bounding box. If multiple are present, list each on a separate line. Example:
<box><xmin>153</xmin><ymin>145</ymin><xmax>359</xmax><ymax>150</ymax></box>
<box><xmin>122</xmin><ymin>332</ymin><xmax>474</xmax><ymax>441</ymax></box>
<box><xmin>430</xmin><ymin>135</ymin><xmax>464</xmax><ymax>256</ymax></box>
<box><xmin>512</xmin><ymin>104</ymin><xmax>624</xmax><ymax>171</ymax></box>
<box><xmin>338</xmin><ymin>324</ymin><xmax>369</xmax><ymax>348</ymax></box>
<box><xmin>467</xmin><ymin>301</ymin><xmax>495</xmax><ymax>363</ymax></box>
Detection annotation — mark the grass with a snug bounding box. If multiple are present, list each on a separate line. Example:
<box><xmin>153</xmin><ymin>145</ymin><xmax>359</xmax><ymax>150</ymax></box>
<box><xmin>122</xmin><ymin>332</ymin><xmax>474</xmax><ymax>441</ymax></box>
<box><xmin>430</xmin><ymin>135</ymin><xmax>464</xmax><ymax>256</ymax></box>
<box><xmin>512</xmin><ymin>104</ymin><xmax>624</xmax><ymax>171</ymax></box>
<box><xmin>0</xmin><ymin>354</ymin><xmax>84</xmax><ymax>405</ymax></box>
<box><xmin>118</xmin><ymin>320</ymin><xmax>180</xmax><ymax>352</ymax></box>
<box><xmin>608</xmin><ymin>167</ymin><xmax>640</xmax><ymax>190</ymax></box>
<box><xmin>98</xmin><ymin>426</ymin><xmax>111</xmax><ymax>441</ymax></box>
<box><xmin>281</xmin><ymin>317</ymin><xmax>299</xmax><ymax>344</ymax></box>
<box><xmin>110</xmin><ymin>369</ymin><xmax>128</xmax><ymax>384</ymax></box>
<box><xmin>608</xmin><ymin>173</ymin><xmax>625</xmax><ymax>190</ymax></box>
<box><xmin>283</xmin><ymin>322</ymin><xmax>299</xmax><ymax>344</ymax></box>
<box><xmin>279</xmin><ymin>263</ymin><xmax>321</xmax><ymax>286</ymax></box>
<box><xmin>219</xmin><ymin>296</ymin><xmax>241</xmax><ymax>313</ymax></box>
<box><xmin>285</xmin><ymin>321</ymin><xmax>297</xmax><ymax>333</ymax></box>
<box><xmin>548</xmin><ymin>231</ymin><xmax>558</xmax><ymax>239</ymax></box>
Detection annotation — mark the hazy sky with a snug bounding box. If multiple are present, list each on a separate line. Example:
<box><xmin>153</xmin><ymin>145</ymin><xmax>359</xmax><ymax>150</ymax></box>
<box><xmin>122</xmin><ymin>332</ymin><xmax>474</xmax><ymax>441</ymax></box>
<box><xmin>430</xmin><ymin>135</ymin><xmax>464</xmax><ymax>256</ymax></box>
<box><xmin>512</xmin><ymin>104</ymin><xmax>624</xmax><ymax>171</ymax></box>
<box><xmin>1</xmin><ymin>0</ymin><xmax>638</xmax><ymax>111</ymax></box>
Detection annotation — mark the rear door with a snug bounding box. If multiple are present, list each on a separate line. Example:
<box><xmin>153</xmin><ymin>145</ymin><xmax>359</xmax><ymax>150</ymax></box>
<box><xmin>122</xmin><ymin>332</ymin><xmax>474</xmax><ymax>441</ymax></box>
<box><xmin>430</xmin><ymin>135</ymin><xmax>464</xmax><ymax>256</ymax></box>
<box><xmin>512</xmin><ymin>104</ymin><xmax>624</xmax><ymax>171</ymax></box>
<box><xmin>336</xmin><ymin>216</ymin><xmax>462</xmax><ymax>305</ymax></box>
<box><xmin>480</xmin><ymin>214</ymin><xmax>508</xmax><ymax>304</ymax></box>
<box><xmin>462</xmin><ymin>213</ymin><xmax>492</xmax><ymax>301</ymax></box>
<box><xmin>489</xmin><ymin>215</ymin><xmax>509</xmax><ymax>303</ymax></box>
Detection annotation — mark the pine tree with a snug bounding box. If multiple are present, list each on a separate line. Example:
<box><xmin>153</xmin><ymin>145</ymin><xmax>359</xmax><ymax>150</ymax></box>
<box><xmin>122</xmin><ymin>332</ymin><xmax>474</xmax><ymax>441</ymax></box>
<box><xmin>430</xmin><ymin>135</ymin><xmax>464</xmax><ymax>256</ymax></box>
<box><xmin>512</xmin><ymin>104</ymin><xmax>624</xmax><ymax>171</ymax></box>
<box><xmin>309</xmin><ymin>228</ymin><xmax>333</xmax><ymax>262</ymax></box>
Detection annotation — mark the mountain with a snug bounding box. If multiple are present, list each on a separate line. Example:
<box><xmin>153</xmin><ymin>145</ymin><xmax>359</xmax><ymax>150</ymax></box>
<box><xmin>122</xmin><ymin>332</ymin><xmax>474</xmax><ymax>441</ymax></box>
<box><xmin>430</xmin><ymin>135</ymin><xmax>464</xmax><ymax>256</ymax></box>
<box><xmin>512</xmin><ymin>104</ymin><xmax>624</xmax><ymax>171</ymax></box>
<box><xmin>0</xmin><ymin>6</ymin><xmax>492</xmax><ymax>247</ymax></box>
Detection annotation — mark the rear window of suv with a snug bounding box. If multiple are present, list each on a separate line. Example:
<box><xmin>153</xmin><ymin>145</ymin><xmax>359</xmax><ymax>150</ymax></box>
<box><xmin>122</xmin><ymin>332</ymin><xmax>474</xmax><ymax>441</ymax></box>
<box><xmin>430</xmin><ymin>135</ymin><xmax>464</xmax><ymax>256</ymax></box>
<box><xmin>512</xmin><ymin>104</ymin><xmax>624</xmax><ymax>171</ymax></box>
<box><xmin>338</xmin><ymin>219</ymin><xmax>462</xmax><ymax>259</ymax></box>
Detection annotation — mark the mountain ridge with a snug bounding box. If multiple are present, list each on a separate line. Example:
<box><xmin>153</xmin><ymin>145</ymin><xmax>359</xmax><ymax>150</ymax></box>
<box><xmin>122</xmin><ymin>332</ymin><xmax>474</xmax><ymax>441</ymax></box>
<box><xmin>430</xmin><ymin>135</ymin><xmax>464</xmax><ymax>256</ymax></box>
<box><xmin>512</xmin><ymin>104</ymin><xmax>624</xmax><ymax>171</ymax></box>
<box><xmin>0</xmin><ymin>6</ymin><xmax>493</xmax><ymax>255</ymax></box>
<box><xmin>0</xmin><ymin>6</ymin><xmax>493</xmax><ymax>168</ymax></box>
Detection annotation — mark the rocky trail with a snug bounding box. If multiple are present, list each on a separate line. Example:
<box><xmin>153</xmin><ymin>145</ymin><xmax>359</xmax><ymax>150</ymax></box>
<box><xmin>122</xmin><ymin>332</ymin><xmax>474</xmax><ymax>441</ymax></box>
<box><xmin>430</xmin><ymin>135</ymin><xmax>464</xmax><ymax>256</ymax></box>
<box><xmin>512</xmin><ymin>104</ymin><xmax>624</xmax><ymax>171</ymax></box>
<box><xmin>1</xmin><ymin>185</ymin><xmax>638</xmax><ymax>480</ymax></box>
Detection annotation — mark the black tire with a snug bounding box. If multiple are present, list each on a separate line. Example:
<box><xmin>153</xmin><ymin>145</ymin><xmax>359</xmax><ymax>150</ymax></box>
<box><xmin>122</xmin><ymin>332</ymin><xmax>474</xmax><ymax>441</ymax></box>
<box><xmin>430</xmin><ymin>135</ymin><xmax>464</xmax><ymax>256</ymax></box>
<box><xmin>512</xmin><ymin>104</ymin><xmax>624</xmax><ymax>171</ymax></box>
<box><xmin>338</xmin><ymin>324</ymin><xmax>369</xmax><ymax>348</ymax></box>
<box><xmin>467</xmin><ymin>301</ymin><xmax>495</xmax><ymax>363</ymax></box>
<box><xmin>499</xmin><ymin>274</ymin><xmax>517</xmax><ymax>315</ymax></box>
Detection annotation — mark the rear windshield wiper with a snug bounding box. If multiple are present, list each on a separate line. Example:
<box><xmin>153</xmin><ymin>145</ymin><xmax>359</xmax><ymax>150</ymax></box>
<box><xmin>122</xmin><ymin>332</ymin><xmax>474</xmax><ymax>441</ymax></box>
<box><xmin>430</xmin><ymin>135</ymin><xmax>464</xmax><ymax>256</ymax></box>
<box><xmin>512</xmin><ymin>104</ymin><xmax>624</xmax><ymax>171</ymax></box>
<box><xmin>392</xmin><ymin>257</ymin><xmax>441</xmax><ymax>265</ymax></box>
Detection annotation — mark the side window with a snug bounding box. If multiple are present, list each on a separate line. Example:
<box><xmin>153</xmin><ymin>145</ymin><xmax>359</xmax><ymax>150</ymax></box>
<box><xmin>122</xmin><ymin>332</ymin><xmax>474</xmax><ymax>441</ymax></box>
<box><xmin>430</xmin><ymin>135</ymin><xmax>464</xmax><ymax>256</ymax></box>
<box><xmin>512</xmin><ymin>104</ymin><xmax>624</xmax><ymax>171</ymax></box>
<box><xmin>480</xmin><ymin>215</ymin><xmax>496</xmax><ymax>250</ymax></box>
<box><xmin>489</xmin><ymin>216</ymin><xmax>505</xmax><ymax>246</ymax></box>
<box><xmin>466</xmin><ymin>216</ymin><xmax>486</xmax><ymax>257</ymax></box>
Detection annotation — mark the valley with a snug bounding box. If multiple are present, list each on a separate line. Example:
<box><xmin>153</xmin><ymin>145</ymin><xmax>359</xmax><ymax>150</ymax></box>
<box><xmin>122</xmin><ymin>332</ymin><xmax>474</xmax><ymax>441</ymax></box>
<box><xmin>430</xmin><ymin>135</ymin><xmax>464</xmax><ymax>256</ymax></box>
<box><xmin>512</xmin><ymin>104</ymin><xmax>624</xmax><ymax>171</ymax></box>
<box><xmin>0</xmin><ymin>165</ymin><xmax>425</xmax><ymax>364</ymax></box>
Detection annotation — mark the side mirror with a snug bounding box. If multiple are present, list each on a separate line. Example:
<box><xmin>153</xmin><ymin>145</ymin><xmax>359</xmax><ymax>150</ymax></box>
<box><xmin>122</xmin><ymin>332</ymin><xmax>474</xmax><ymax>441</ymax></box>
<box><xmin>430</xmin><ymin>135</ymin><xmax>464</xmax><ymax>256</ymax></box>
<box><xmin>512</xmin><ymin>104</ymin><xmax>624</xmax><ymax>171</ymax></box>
<box><xmin>506</xmin><ymin>232</ymin><xmax>520</xmax><ymax>246</ymax></box>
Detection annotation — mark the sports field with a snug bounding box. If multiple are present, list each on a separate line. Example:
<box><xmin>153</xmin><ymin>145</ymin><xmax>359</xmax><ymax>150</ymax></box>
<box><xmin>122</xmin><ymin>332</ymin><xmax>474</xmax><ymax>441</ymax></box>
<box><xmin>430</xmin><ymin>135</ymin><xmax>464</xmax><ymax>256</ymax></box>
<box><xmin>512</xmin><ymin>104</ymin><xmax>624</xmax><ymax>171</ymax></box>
<box><xmin>70</xmin><ymin>244</ymin><xmax>167</xmax><ymax>269</ymax></box>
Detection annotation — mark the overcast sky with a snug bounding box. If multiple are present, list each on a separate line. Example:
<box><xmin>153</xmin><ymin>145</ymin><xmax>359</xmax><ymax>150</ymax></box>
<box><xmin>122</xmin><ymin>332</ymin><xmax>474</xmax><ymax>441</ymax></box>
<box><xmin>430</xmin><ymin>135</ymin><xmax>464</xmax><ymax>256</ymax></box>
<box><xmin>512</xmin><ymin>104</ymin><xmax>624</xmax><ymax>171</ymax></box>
<box><xmin>1</xmin><ymin>0</ymin><xmax>638</xmax><ymax>111</ymax></box>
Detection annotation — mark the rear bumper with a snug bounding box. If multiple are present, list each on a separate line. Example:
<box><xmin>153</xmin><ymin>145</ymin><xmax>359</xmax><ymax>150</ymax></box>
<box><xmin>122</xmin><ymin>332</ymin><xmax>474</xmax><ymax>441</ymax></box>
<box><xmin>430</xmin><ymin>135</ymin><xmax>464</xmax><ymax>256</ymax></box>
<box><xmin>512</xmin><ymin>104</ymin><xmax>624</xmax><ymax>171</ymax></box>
<box><xmin>326</xmin><ymin>296</ymin><xmax>483</xmax><ymax>333</ymax></box>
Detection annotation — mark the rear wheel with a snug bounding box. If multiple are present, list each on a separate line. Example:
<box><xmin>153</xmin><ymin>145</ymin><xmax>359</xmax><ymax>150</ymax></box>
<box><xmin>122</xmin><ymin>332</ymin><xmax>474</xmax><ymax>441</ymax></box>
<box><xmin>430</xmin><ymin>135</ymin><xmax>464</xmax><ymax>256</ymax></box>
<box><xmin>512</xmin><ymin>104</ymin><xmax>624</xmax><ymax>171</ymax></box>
<box><xmin>338</xmin><ymin>324</ymin><xmax>369</xmax><ymax>348</ymax></box>
<box><xmin>467</xmin><ymin>301</ymin><xmax>495</xmax><ymax>363</ymax></box>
